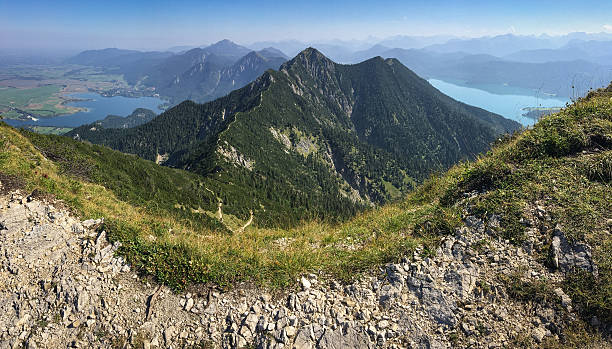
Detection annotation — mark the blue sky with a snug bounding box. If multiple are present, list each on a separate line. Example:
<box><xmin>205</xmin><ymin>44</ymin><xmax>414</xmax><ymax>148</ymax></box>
<box><xmin>2</xmin><ymin>0</ymin><xmax>612</xmax><ymax>50</ymax></box>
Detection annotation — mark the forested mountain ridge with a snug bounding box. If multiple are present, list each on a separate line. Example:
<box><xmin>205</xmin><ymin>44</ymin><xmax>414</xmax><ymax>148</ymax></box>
<box><xmin>67</xmin><ymin>48</ymin><xmax>520</xmax><ymax>227</ymax></box>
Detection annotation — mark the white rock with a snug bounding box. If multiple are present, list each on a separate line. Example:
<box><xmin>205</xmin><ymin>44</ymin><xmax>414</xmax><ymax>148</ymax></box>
<box><xmin>300</xmin><ymin>276</ymin><xmax>311</xmax><ymax>290</ymax></box>
<box><xmin>185</xmin><ymin>298</ymin><xmax>194</xmax><ymax>312</ymax></box>
<box><xmin>284</xmin><ymin>325</ymin><xmax>297</xmax><ymax>337</ymax></box>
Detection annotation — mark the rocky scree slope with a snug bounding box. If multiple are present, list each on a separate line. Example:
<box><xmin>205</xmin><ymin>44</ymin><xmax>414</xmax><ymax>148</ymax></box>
<box><xmin>1</xmin><ymin>190</ymin><xmax>609</xmax><ymax>349</ymax></box>
<box><xmin>67</xmin><ymin>48</ymin><xmax>519</xmax><ymax>227</ymax></box>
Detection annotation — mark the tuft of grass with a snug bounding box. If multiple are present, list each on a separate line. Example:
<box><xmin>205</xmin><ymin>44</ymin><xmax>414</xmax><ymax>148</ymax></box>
<box><xmin>583</xmin><ymin>151</ymin><xmax>612</xmax><ymax>183</ymax></box>
<box><xmin>500</xmin><ymin>271</ymin><xmax>557</xmax><ymax>304</ymax></box>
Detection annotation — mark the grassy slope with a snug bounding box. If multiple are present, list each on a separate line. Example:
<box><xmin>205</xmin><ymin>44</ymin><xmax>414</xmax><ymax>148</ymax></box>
<box><xmin>0</xmin><ymin>87</ymin><xmax>610</xmax><ymax>342</ymax></box>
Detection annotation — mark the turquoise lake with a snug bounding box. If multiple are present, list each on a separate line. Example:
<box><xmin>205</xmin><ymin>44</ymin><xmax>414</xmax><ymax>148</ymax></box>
<box><xmin>6</xmin><ymin>92</ymin><xmax>166</xmax><ymax>128</ymax></box>
<box><xmin>429</xmin><ymin>79</ymin><xmax>570</xmax><ymax>126</ymax></box>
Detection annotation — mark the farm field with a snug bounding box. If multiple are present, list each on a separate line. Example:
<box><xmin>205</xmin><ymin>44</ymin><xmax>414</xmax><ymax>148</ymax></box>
<box><xmin>0</xmin><ymin>64</ymin><xmax>128</xmax><ymax>120</ymax></box>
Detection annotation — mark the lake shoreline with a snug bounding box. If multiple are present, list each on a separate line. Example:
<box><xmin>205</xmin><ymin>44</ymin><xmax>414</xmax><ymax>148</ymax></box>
<box><xmin>3</xmin><ymin>92</ymin><xmax>167</xmax><ymax>128</ymax></box>
<box><xmin>429</xmin><ymin>79</ymin><xmax>569</xmax><ymax>126</ymax></box>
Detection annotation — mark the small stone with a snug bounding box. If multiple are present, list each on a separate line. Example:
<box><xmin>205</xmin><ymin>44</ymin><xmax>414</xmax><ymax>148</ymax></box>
<box><xmin>184</xmin><ymin>298</ymin><xmax>194</xmax><ymax>312</ymax></box>
<box><xmin>377</xmin><ymin>320</ymin><xmax>389</xmax><ymax>329</ymax></box>
<box><xmin>553</xmin><ymin>287</ymin><xmax>572</xmax><ymax>308</ymax></box>
<box><xmin>164</xmin><ymin>326</ymin><xmax>175</xmax><ymax>343</ymax></box>
<box><xmin>284</xmin><ymin>326</ymin><xmax>297</xmax><ymax>337</ymax></box>
<box><xmin>532</xmin><ymin>327</ymin><xmax>547</xmax><ymax>343</ymax></box>
<box><xmin>343</xmin><ymin>298</ymin><xmax>356</xmax><ymax>307</ymax></box>
<box><xmin>301</xmin><ymin>276</ymin><xmax>311</xmax><ymax>290</ymax></box>
<box><xmin>151</xmin><ymin>336</ymin><xmax>159</xmax><ymax>347</ymax></box>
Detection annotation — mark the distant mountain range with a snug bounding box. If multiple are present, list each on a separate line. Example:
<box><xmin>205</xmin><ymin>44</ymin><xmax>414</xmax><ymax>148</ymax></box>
<box><xmin>67</xmin><ymin>49</ymin><xmax>519</xmax><ymax>226</ymax></box>
<box><xmin>249</xmin><ymin>32</ymin><xmax>612</xmax><ymax>62</ymax></box>
<box><xmin>65</xmin><ymin>33</ymin><xmax>612</xmax><ymax>102</ymax></box>
<box><xmin>144</xmin><ymin>44</ymin><xmax>287</xmax><ymax>103</ymax></box>
<box><xmin>345</xmin><ymin>47</ymin><xmax>612</xmax><ymax>98</ymax></box>
<box><xmin>505</xmin><ymin>40</ymin><xmax>612</xmax><ymax>65</ymax></box>
<box><xmin>66</xmin><ymin>40</ymin><xmax>288</xmax><ymax>104</ymax></box>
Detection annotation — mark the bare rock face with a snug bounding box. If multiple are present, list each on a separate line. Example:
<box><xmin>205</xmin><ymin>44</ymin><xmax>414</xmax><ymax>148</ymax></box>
<box><xmin>0</xmin><ymin>193</ymin><xmax>602</xmax><ymax>348</ymax></box>
<box><xmin>550</xmin><ymin>226</ymin><xmax>597</xmax><ymax>274</ymax></box>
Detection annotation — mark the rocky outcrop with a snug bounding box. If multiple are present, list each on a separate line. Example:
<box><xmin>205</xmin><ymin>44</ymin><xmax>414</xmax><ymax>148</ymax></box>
<box><xmin>550</xmin><ymin>225</ymin><xmax>597</xmax><ymax>274</ymax></box>
<box><xmin>0</xmin><ymin>192</ymin><xmax>604</xmax><ymax>348</ymax></box>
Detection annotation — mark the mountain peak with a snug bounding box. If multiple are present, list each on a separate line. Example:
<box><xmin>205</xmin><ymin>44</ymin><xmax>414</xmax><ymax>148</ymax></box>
<box><xmin>296</xmin><ymin>47</ymin><xmax>328</xmax><ymax>60</ymax></box>
<box><xmin>202</xmin><ymin>40</ymin><xmax>251</xmax><ymax>58</ymax></box>
<box><xmin>212</xmin><ymin>39</ymin><xmax>238</xmax><ymax>46</ymax></box>
<box><xmin>280</xmin><ymin>47</ymin><xmax>336</xmax><ymax>73</ymax></box>
<box><xmin>240</xmin><ymin>50</ymin><xmax>267</xmax><ymax>62</ymax></box>
<box><xmin>257</xmin><ymin>47</ymin><xmax>288</xmax><ymax>59</ymax></box>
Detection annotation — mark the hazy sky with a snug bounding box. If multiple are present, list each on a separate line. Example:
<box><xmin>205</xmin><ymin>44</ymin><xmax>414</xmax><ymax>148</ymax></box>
<box><xmin>3</xmin><ymin>0</ymin><xmax>612</xmax><ymax>51</ymax></box>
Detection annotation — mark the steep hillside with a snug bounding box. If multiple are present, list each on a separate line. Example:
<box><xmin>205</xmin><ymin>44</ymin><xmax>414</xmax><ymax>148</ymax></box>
<box><xmin>67</xmin><ymin>48</ymin><xmax>519</xmax><ymax>226</ymax></box>
<box><xmin>138</xmin><ymin>41</ymin><xmax>287</xmax><ymax>104</ymax></box>
<box><xmin>1</xmin><ymin>83</ymin><xmax>611</xmax><ymax>348</ymax></box>
<box><xmin>141</xmin><ymin>48</ymin><xmax>234</xmax><ymax>88</ymax></box>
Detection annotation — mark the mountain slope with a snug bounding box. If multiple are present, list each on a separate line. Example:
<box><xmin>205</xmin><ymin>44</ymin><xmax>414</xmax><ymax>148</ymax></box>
<box><xmin>67</xmin><ymin>48</ymin><xmax>519</xmax><ymax>226</ymax></box>
<box><xmin>1</xmin><ymin>83</ymin><xmax>611</xmax><ymax>347</ymax></box>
